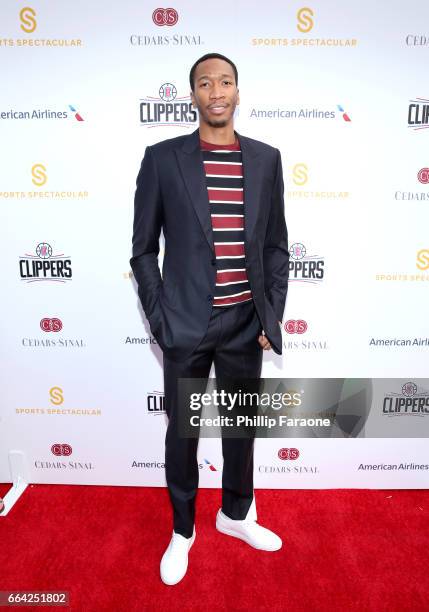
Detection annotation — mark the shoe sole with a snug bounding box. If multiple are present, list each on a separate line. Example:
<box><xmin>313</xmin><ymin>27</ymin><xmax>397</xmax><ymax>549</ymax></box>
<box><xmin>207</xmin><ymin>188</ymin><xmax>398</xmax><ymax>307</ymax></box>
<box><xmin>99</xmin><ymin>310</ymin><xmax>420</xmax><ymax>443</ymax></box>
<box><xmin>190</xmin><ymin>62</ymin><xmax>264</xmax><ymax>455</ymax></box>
<box><xmin>216</xmin><ymin>519</ymin><xmax>282</xmax><ymax>552</ymax></box>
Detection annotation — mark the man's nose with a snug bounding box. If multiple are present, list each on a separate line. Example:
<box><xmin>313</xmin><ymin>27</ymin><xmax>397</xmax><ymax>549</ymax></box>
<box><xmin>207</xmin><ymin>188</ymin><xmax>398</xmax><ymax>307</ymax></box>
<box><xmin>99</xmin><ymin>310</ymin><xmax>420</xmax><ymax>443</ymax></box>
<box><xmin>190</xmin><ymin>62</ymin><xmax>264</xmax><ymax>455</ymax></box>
<box><xmin>210</xmin><ymin>83</ymin><xmax>224</xmax><ymax>99</ymax></box>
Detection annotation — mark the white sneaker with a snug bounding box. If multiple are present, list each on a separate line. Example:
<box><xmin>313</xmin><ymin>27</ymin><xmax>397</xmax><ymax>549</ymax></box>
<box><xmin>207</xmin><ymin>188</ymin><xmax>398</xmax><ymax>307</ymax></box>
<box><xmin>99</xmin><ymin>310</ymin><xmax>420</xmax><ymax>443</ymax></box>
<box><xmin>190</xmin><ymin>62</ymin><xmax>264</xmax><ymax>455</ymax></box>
<box><xmin>160</xmin><ymin>528</ymin><xmax>196</xmax><ymax>585</ymax></box>
<box><xmin>216</xmin><ymin>508</ymin><xmax>282</xmax><ymax>551</ymax></box>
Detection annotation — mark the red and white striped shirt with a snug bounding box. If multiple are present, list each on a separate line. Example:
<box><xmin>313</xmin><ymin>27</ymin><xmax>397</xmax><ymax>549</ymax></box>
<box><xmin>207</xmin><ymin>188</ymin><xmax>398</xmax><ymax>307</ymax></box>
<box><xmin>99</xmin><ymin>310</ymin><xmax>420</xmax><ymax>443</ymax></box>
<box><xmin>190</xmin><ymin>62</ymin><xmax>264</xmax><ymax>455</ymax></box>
<box><xmin>200</xmin><ymin>136</ymin><xmax>253</xmax><ymax>307</ymax></box>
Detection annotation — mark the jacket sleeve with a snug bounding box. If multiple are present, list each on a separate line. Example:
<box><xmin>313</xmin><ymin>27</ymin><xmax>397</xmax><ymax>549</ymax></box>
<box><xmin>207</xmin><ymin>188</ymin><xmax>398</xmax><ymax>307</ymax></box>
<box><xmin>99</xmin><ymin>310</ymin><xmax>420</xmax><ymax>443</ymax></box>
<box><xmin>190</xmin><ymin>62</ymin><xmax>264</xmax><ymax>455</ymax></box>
<box><xmin>263</xmin><ymin>148</ymin><xmax>289</xmax><ymax>322</ymax></box>
<box><xmin>129</xmin><ymin>145</ymin><xmax>163</xmax><ymax>319</ymax></box>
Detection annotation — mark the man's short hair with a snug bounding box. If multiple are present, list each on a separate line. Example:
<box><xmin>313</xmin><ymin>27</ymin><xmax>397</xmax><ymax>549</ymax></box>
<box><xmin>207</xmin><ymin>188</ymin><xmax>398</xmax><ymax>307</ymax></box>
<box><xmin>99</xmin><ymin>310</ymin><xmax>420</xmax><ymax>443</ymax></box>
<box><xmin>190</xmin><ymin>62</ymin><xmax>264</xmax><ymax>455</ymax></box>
<box><xmin>189</xmin><ymin>53</ymin><xmax>238</xmax><ymax>92</ymax></box>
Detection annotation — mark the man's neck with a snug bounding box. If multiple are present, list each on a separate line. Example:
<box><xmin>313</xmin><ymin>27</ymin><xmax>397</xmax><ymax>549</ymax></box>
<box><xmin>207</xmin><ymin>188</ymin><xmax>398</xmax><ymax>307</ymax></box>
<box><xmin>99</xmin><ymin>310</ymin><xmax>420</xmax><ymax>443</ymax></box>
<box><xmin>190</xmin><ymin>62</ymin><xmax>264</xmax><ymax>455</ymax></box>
<box><xmin>198</xmin><ymin>124</ymin><xmax>236</xmax><ymax>145</ymax></box>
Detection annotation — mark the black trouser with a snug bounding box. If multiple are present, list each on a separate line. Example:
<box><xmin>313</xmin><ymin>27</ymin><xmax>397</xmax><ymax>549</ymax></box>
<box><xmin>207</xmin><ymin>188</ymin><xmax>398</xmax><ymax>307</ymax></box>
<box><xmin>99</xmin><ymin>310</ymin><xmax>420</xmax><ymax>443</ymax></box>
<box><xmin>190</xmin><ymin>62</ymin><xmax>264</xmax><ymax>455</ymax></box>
<box><xmin>163</xmin><ymin>299</ymin><xmax>263</xmax><ymax>538</ymax></box>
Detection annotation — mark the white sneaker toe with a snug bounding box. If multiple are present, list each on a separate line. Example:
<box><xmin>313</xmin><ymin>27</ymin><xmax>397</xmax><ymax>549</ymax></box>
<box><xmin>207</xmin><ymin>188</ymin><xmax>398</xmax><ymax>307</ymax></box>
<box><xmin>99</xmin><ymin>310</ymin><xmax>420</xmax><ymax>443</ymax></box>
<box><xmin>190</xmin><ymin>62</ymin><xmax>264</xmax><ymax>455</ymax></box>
<box><xmin>216</xmin><ymin>509</ymin><xmax>282</xmax><ymax>551</ymax></box>
<box><xmin>160</xmin><ymin>528</ymin><xmax>196</xmax><ymax>585</ymax></box>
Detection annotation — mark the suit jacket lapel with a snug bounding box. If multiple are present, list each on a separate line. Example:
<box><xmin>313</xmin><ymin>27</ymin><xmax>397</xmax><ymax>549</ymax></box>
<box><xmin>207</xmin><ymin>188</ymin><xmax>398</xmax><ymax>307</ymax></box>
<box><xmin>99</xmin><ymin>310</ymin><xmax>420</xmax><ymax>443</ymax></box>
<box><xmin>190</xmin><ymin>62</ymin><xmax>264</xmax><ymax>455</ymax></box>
<box><xmin>237</xmin><ymin>132</ymin><xmax>262</xmax><ymax>246</ymax></box>
<box><xmin>175</xmin><ymin>128</ymin><xmax>262</xmax><ymax>256</ymax></box>
<box><xmin>175</xmin><ymin>128</ymin><xmax>215</xmax><ymax>255</ymax></box>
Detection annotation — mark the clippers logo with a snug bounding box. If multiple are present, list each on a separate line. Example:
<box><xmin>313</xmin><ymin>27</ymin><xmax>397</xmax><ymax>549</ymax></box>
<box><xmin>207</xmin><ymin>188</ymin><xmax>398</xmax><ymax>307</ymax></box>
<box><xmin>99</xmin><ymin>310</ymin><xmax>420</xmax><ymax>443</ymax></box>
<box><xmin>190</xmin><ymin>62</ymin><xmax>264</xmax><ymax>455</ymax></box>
<box><xmin>20</xmin><ymin>7</ymin><xmax>37</xmax><ymax>33</ymax></box>
<box><xmin>51</xmin><ymin>443</ymin><xmax>72</xmax><ymax>456</ymax></box>
<box><xmin>278</xmin><ymin>448</ymin><xmax>300</xmax><ymax>460</ymax></box>
<box><xmin>285</xmin><ymin>320</ymin><xmax>308</xmax><ymax>334</ymax></box>
<box><xmin>289</xmin><ymin>243</ymin><xmax>325</xmax><ymax>283</ymax></box>
<box><xmin>297</xmin><ymin>7</ymin><xmax>314</xmax><ymax>33</ymax></box>
<box><xmin>37</xmin><ymin>243</ymin><xmax>51</xmax><ymax>258</ymax></box>
<box><xmin>416</xmin><ymin>249</ymin><xmax>429</xmax><ymax>270</ymax></box>
<box><xmin>68</xmin><ymin>105</ymin><xmax>84</xmax><ymax>121</ymax></box>
<box><xmin>159</xmin><ymin>83</ymin><xmax>177</xmax><ymax>101</ymax></box>
<box><xmin>402</xmin><ymin>382</ymin><xmax>417</xmax><ymax>396</ymax></box>
<box><xmin>147</xmin><ymin>391</ymin><xmax>165</xmax><ymax>413</ymax></box>
<box><xmin>139</xmin><ymin>83</ymin><xmax>197</xmax><ymax>127</ymax></box>
<box><xmin>383</xmin><ymin>382</ymin><xmax>429</xmax><ymax>416</ymax></box>
<box><xmin>40</xmin><ymin>318</ymin><xmax>63</xmax><ymax>332</ymax></box>
<box><xmin>152</xmin><ymin>8</ymin><xmax>179</xmax><ymax>26</ymax></box>
<box><xmin>418</xmin><ymin>168</ymin><xmax>429</xmax><ymax>184</ymax></box>
<box><xmin>19</xmin><ymin>243</ymin><xmax>72</xmax><ymax>283</ymax></box>
<box><xmin>337</xmin><ymin>104</ymin><xmax>351</xmax><ymax>121</ymax></box>
<box><xmin>408</xmin><ymin>98</ymin><xmax>429</xmax><ymax>129</ymax></box>
<box><xmin>291</xmin><ymin>243</ymin><xmax>306</xmax><ymax>258</ymax></box>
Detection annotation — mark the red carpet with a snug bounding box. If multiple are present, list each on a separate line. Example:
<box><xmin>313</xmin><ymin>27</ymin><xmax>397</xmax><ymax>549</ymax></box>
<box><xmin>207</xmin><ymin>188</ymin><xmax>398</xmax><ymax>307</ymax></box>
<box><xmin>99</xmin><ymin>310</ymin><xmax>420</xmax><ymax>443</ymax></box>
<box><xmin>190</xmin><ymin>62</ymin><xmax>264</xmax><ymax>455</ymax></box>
<box><xmin>0</xmin><ymin>483</ymin><xmax>428</xmax><ymax>611</ymax></box>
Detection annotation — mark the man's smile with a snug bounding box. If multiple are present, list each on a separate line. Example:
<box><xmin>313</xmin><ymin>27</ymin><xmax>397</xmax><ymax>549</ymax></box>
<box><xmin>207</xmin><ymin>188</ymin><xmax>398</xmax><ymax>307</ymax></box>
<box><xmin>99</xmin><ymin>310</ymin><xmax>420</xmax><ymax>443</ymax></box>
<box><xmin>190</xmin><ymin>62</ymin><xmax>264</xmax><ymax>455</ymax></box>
<box><xmin>208</xmin><ymin>103</ymin><xmax>228</xmax><ymax>114</ymax></box>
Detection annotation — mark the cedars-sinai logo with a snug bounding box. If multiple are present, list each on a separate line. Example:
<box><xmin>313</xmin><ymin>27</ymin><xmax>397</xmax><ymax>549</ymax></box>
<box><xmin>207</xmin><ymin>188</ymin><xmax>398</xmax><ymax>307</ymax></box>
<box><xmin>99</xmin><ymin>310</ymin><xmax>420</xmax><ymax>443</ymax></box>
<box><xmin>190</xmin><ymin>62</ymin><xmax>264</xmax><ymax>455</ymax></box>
<box><xmin>278</xmin><ymin>448</ymin><xmax>300</xmax><ymax>460</ymax></box>
<box><xmin>284</xmin><ymin>320</ymin><xmax>308</xmax><ymax>334</ymax></box>
<box><xmin>51</xmin><ymin>443</ymin><xmax>72</xmax><ymax>456</ymax></box>
<box><xmin>152</xmin><ymin>8</ymin><xmax>179</xmax><ymax>26</ymax></box>
<box><xmin>418</xmin><ymin>168</ymin><xmax>429</xmax><ymax>184</ymax></box>
<box><xmin>19</xmin><ymin>243</ymin><xmax>72</xmax><ymax>283</ymax></box>
<box><xmin>130</xmin><ymin>8</ymin><xmax>202</xmax><ymax>46</ymax></box>
<box><xmin>40</xmin><ymin>318</ymin><xmax>63</xmax><ymax>332</ymax></box>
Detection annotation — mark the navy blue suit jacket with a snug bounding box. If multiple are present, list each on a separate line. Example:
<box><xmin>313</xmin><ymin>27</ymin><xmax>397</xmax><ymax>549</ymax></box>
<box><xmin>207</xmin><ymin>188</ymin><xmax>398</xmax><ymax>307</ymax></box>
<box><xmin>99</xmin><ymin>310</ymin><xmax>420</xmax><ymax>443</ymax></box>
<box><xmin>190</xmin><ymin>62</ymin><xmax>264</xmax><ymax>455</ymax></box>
<box><xmin>130</xmin><ymin>127</ymin><xmax>289</xmax><ymax>362</ymax></box>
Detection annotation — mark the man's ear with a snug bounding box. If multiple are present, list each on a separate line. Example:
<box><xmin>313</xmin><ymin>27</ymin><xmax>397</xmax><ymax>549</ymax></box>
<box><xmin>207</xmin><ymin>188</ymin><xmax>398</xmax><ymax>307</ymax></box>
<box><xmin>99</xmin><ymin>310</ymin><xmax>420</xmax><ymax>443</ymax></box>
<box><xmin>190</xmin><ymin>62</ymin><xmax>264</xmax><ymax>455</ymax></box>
<box><xmin>190</xmin><ymin>91</ymin><xmax>196</xmax><ymax>107</ymax></box>
<box><xmin>237</xmin><ymin>88</ymin><xmax>240</xmax><ymax>106</ymax></box>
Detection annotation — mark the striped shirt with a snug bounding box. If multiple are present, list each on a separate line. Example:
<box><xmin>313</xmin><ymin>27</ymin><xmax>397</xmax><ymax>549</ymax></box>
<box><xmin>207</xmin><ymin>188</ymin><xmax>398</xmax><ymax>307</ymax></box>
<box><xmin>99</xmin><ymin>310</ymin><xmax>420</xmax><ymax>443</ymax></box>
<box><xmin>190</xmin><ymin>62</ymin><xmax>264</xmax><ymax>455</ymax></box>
<box><xmin>200</xmin><ymin>136</ymin><xmax>253</xmax><ymax>307</ymax></box>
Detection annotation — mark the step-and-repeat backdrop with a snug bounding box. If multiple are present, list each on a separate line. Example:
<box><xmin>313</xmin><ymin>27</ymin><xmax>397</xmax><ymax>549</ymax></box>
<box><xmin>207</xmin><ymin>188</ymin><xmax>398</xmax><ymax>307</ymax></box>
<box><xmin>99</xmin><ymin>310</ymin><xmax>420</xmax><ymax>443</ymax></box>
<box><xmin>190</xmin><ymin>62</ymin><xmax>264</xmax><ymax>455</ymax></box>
<box><xmin>1</xmin><ymin>1</ymin><xmax>428</xmax><ymax>489</ymax></box>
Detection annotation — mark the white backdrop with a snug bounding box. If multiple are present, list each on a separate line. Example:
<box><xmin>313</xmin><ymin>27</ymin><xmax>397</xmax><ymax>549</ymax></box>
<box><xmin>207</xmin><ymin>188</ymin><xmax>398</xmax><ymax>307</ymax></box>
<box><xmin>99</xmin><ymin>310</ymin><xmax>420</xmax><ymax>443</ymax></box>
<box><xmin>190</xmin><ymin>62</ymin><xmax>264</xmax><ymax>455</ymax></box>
<box><xmin>1</xmin><ymin>0</ymin><xmax>428</xmax><ymax>489</ymax></box>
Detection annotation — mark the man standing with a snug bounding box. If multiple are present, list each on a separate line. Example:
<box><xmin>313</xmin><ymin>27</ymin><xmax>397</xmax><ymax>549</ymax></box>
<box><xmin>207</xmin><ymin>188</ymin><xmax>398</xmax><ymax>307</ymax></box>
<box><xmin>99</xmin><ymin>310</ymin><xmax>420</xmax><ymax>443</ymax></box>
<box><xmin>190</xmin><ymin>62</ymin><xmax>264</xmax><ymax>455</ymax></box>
<box><xmin>130</xmin><ymin>53</ymin><xmax>289</xmax><ymax>585</ymax></box>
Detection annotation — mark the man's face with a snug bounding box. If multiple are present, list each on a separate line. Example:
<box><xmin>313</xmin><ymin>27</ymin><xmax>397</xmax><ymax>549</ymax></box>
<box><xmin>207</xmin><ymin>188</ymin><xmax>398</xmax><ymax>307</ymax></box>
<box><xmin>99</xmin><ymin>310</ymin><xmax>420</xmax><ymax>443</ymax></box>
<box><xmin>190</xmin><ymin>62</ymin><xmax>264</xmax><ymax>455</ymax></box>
<box><xmin>191</xmin><ymin>58</ymin><xmax>239</xmax><ymax>129</ymax></box>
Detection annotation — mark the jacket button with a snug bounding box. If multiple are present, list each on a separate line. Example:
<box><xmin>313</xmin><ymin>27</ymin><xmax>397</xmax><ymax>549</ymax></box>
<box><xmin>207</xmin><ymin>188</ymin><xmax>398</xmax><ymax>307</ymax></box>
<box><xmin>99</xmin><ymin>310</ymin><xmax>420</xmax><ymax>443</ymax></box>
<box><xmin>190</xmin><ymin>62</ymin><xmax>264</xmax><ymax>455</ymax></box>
<box><xmin>211</xmin><ymin>259</ymin><xmax>216</xmax><ymax>266</ymax></box>
<box><xmin>207</xmin><ymin>294</ymin><xmax>213</xmax><ymax>301</ymax></box>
